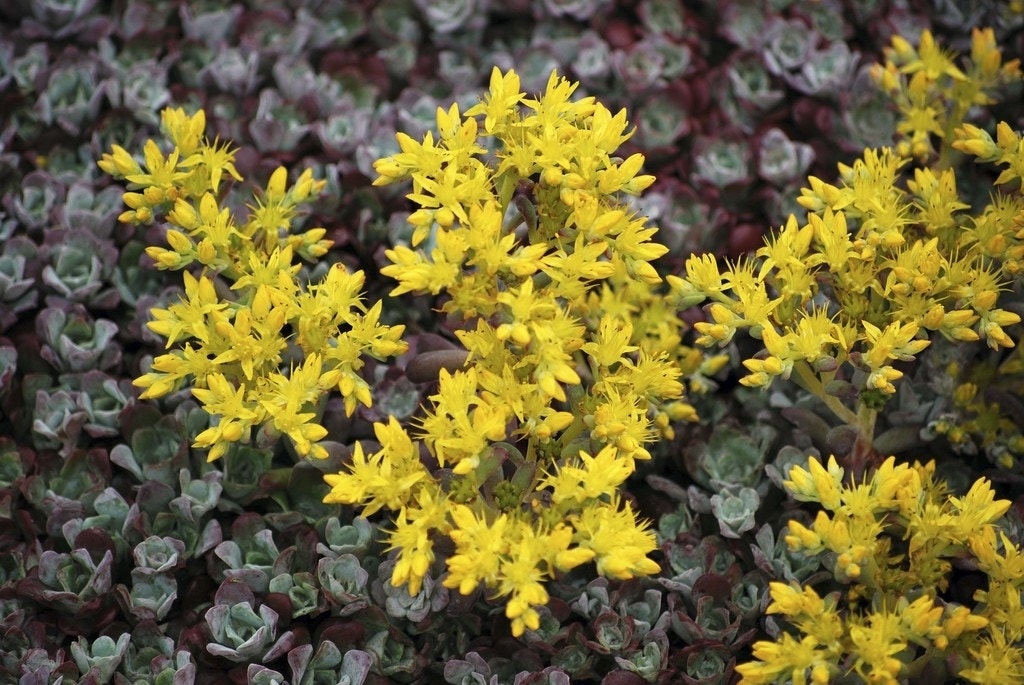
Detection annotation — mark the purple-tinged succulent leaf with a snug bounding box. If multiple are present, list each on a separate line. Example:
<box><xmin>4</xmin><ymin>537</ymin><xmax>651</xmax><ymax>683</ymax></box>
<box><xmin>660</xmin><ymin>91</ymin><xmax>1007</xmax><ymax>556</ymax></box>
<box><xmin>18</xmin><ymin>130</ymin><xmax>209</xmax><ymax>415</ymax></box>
<box><xmin>369</xmin><ymin>0</ymin><xmax>422</xmax><ymax>44</ymax></box>
<box><xmin>171</xmin><ymin>469</ymin><xmax>222</xmax><ymax>523</ymax></box>
<box><xmin>117</xmin><ymin>0</ymin><xmax>177</xmax><ymax>39</ymax></box>
<box><xmin>362</xmin><ymin>626</ymin><xmax>421</xmax><ymax>678</ymax></box>
<box><xmin>617</xmin><ymin>588</ymin><xmax>664</xmax><ymax>638</ymax></box>
<box><xmin>638</xmin><ymin>0</ymin><xmax>687</xmax><ymax>38</ymax></box>
<box><xmin>247</xmin><ymin>664</ymin><xmax>287</xmax><ymax>685</ymax></box>
<box><xmin>205</xmin><ymin>593</ymin><xmax>284</xmax><ymax>662</ymax></box>
<box><xmin>3</xmin><ymin>43</ymin><xmax>49</xmax><ymax>94</ymax></box>
<box><xmin>513</xmin><ymin>668</ymin><xmax>572</xmax><ymax>685</ymax></box>
<box><xmin>761</xmin><ymin>19</ymin><xmax>815</xmax><ymax>75</ymax></box>
<box><xmin>36</xmin><ymin>305</ymin><xmax>121</xmax><ymax>373</ymax></box>
<box><xmin>29</xmin><ymin>548</ymin><xmax>113</xmax><ymax>609</ymax></box>
<box><xmin>214</xmin><ymin>521</ymin><xmax>280</xmax><ymax>592</ymax></box>
<box><xmin>177</xmin><ymin>2</ymin><xmax>243</xmax><ymax>47</ymax></box>
<box><xmin>8</xmin><ymin>647</ymin><xmax>78</xmax><ymax>685</ymax></box>
<box><xmin>612</xmin><ymin>40</ymin><xmax>666</xmax><ymax>94</ymax></box>
<box><xmin>196</xmin><ymin>518</ymin><xmax>225</xmax><ymax>557</ymax></box>
<box><xmin>239</xmin><ymin>7</ymin><xmax>311</xmax><ymax>59</ymax></box>
<box><xmin>0</xmin><ymin>236</ymin><xmax>40</xmax><ymax>331</ymax></box>
<box><xmin>57</xmin><ymin>182</ymin><xmax>123</xmax><ymax>239</ymax></box>
<box><xmin>728</xmin><ymin>571</ymin><xmax>770</xmax><ymax>622</ymax></box>
<box><xmin>756</xmin><ymin>127</ymin><xmax>815</xmax><ymax>186</ymax></box>
<box><xmin>316</xmin><ymin>554</ymin><xmax>369</xmax><ymax>615</ymax></box>
<box><xmin>268</xmin><ymin>571</ymin><xmax>322</xmax><ymax>619</ymax></box>
<box><xmin>215</xmin><ymin>557</ymin><xmax>268</xmax><ymax>594</ymax></box>
<box><xmin>36</xmin><ymin>50</ymin><xmax>109</xmax><ymax>135</ymax></box>
<box><xmin>248</xmin><ymin>88</ymin><xmax>310</xmax><ymax>153</ymax></box>
<box><xmin>116</xmin><ymin>60</ymin><xmax>171</xmax><ymax>128</ymax></box>
<box><xmin>317</xmin><ymin>516</ymin><xmax>375</xmax><ymax>560</ymax></box>
<box><xmin>118</xmin><ymin>620</ymin><xmax>175</xmax><ymax>682</ymax></box>
<box><xmin>613</xmin><ymin>633</ymin><xmax>669</xmax><ymax>683</ymax></box>
<box><xmin>128</xmin><ymin>569</ymin><xmax>178</xmax><ymax>621</ymax></box>
<box><xmin>150</xmin><ymin>649</ymin><xmax>197</xmax><ymax>685</ymax></box>
<box><xmin>314</xmin><ymin>106</ymin><xmax>373</xmax><ymax>159</ymax></box>
<box><xmin>6</xmin><ymin>170</ymin><xmax>65</xmax><ymax>231</ymax></box>
<box><xmin>537</xmin><ymin>0</ymin><xmax>606</xmax><ymax>20</ymax></box>
<box><xmin>133</xmin><ymin>535</ymin><xmax>187</xmax><ymax>574</ymax></box>
<box><xmin>725</xmin><ymin>54</ymin><xmax>785</xmax><ymax>118</ymax></box>
<box><xmin>221</xmin><ymin>445</ymin><xmax>275</xmax><ymax>501</ymax></box>
<box><xmin>70</xmin><ymin>632</ymin><xmax>129</xmax><ymax>682</ymax></box>
<box><xmin>709</xmin><ymin>487</ymin><xmax>760</xmax><ymax>539</ymax></box>
<box><xmin>677</xmin><ymin>643</ymin><xmax>735</xmax><ymax>685</ymax></box>
<box><xmin>289</xmin><ymin>640</ymin><xmax>370</xmax><ymax>685</ymax></box>
<box><xmin>40</xmin><ymin>226</ymin><xmax>118</xmax><ymax>308</ymax></box>
<box><xmin>199</xmin><ymin>46</ymin><xmax>260</xmax><ymax>97</ymax></box>
<box><xmin>443</xmin><ymin>651</ymin><xmax>492</xmax><ymax>685</ymax></box>
<box><xmin>588</xmin><ymin>610</ymin><xmax>637</xmax><ymax>655</ymax></box>
<box><xmin>299</xmin><ymin>1</ymin><xmax>366</xmax><ymax>51</ymax></box>
<box><xmin>31</xmin><ymin>388</ymin><xmax>87</xmax><ymax>456</ymax></box>
<box><xmin>633</xmin><ymin>92</ymin><xmax>690</xmax><ymax>151</ymax></box>
<box><xmin>271</xmin><ymin>55</ymin><xmax>320</xmax><ymax>103</ymax></box>
<box><xmin>785</xmin><ymin>40</ymin><xmax>859</xmax><ymax>96</ymax></box>
<box><xmin>412</xmin><ymin>0</ymin><xmax>482</xmax><ymax>33</ymax></box>
<box><xmin>570</xmin><ymin>577</ymin><xmax>612</xmax><ymax>620</ymax></box>
<box><xmin>569</xmin><ymin>31</ymin><xmax>612</xmax><ymax>86</ymax></box>
<box><xmin>71</xmin><ymin>372</ymin><xmax>134</xmax><ymax>439</ymax></box>
<box><xmin>109</xmin><ymin>414</ymin><xmax>189</xmax><ymax>483</ymax></box>
<box><xmin>692</xmin><ymin>138</ymin><xmax>751</xmax><ymax>189</ymax></box>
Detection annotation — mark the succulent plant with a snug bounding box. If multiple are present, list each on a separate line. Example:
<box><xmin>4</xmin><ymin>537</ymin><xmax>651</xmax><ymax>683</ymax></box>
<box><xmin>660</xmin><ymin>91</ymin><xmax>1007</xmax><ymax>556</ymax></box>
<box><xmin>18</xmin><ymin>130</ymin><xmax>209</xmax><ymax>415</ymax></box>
<box><xmin>36</xmin><ymin>49</ymin><xmax>109</xmax><ymax>135</ymax></box>
<box><xmin>6</xmin><ymin>170</ymin><xmax>65</xmax><ymax>232</ymax></box>
<box><xmin>204</xmin><ymin>580</ymin><xmax>294</xmax><ymax>663</ymax></box>
<box><xmin>317</xmin><ymin>553</ymin><xmax>371</xmax><ymax>616</ymax></box>
<box><xmin>691</xmin><ymin>138</ymin><xmax>752</xmax><ymax>190</ymax></box>
<box><xmin>127</xmin><ymin>569</ymin><xmax>178</xmax><ymax>621</ymax></box>
<box><xmin>268</xmin><ymin>571</ymin><xmax>323</xmax><ymax>619</ymax></box>
<box><xmin>0</xmin><ymin>236</ymin><xmax>39</xmax><ymax>332</ymax></box>
<box><xmin>708</xmin><ymin>487</ymin><xmax>760</xmax><ymax>539</ymax></box>
<box><xmin>20</xmin><ymin>547</ymin><xmax>114</xmax><ymax>618</ymax></box>
<box><xmin>132</xmin><ymin>535</ymin><xmax>186</xmax><ymax>575</ymax></box>
<box><xmin>317</xmin><ymin>516</ymin><xmax>376</xmax><ymax>560</ymax></box>
<box><xmin>70</xmin><ymin>632</ymin><xmax>130</xmax><ymax>682</ymax></box>
<box><xmin>36</xmin><ymin>304</ymin><xmax>121</xmax><ymax>373</ymax></box>
<box><xmin>66</xmin><ymin>371</ymin><xmax>134</xmax><ymax>439</ymax></box>
<box><xmin>31</xmin><ymin>387</ymin><xmax>87</xmax><ymax>455</ymax></box>
<box><xmin>109</xmin><ymin>412</ymin><xmax>189</xmax><ymax>483</ymax></box>
<box><xmin>214</xmin><ymin>516</ymin><xmax>286</xmax><ymax>593</ymax></box>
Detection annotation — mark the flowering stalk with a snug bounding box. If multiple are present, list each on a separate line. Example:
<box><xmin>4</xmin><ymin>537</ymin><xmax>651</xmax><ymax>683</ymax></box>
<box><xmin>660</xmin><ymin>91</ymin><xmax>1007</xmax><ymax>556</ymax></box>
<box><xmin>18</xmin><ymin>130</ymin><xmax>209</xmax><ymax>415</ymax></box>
<box><xmin>669</xmin><ymin>28</ymin><xmax>1023</xmax><ymax>474</ymax></box>
<box><xmin>324</xmin><ymin>68</ymin><xmax>724</xmax><ymax>636</ymax></box>
<box><xmin>100</xmin><ymin>108</ymin><xmax>407</xmax><ymax>462</ymax></box>
<box><xmin>737</xmin><ymin>455</ymin><xmax>1024</xmax><ymax>684</ymax></box>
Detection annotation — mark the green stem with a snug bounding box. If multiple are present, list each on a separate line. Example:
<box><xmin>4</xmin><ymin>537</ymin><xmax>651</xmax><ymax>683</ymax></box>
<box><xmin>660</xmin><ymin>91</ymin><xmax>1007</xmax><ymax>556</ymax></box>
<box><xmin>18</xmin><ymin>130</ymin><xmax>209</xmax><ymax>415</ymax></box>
<box><xmin>792</xmin><ymin>360</ymin><xmax>861</xmax><ymax>428</ymax></box>
<box><xmin>856</xmin><ymin>403</ymin><xmax>878</xmax><ymax>447</ymax></box>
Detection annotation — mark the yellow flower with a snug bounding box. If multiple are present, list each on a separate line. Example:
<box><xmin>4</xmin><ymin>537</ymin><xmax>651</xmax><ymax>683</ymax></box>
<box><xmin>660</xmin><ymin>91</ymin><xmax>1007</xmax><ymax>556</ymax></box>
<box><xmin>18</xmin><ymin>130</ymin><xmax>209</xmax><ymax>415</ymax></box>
<box><xmin>384</xmin><ymin>487</ymin><xmax>450</xmax><ymax>597</ymax></box>
<box><xmin>124</xmin><ymin>139</ymin><xmax>188</xmax><ymax>193</ymax></box>
<box><xmin>444</xmin><ymin>505</ymin><xmax>509</xmax><ymax>595</ymax></box>
<box><xmin>570</xmin><ymin>497</ymin><xmax>659</xmax><ymax>580</ymax></box>
<box><xmin>849</xmin><ymin>611</ymin><xmax>906</xmax><ymax>685</ymax></box>
<box><xmin>322</xmin><ymin>429</ymin><xmax>429</xmax><ymax>515</ymax></box>
<box><xmin>464</xmin><ymin>66</ymin><xmax>524</xmax><ymax>134</ymax></box>
<box><xmin>785</xmin><ymin>456</ymin><xmax>844</xmax><ymax>510</ymax></box>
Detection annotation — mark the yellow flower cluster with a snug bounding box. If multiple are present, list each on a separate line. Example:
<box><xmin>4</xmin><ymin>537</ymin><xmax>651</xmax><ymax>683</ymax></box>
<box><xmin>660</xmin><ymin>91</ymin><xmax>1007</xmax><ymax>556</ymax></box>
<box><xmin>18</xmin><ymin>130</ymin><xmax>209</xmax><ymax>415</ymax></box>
<box><xmin>871</xmin><ymin>28</ymin><xmax>1020</xmax><ymax>162</ymax></box>
<box><xmin>738</xmin><ymin>455</ymin><xmax>1024</xmax><ymax>684</ymax></box>
<box><xmin>324</xmin><ymin>68</ymin><xmax>721</xmax><ymax>635</ymax></box>
<box><xmin>669</xmin><ymin>28</ymin><xmax>1023</xmax><ymax>454</ymax></box>
<box><xmin>100</xmin><ymin>108</ymin><xmax>407</xmax><ymax>461</ymax></box>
